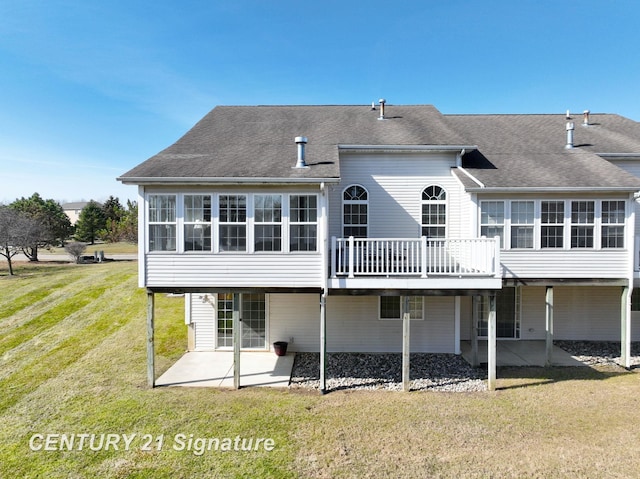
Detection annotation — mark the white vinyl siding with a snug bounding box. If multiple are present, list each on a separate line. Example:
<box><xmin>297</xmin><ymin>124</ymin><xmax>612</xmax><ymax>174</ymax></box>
<box><xmin>330</xmin><ymin>153</ymin><xmax>463</xmax><ymax>241</ymax></box>
<box><xmin>147</xmin><ymin>254</ymin><xmax>323</xmax><ymax>288</ymax></box>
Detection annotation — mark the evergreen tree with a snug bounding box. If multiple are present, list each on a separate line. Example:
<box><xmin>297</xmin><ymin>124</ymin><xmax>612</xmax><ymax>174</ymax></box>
<box><xmin>75</xmin><ymin>201</ymin><xmax>106</xmax><ymax>245</ymax></box>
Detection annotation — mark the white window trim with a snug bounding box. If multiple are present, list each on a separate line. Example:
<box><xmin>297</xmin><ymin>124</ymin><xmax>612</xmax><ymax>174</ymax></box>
<box><xmin>342</xmin><ymin>184</ymin><xmax>369</xmax><ymax>238</ymax></box>
<box><xmin>147</xmin><ymin>193</ymin><xmax>178</xmax><ymax>253</ymax></box>
<box><xmin>421</xmin><ymin>184</ymin><xmax>448</xmax><ymax>239</ymax></box>
<box><xmin>378</xmin><ymin>296</ymin><xmax>425</xmax><ymax>321</ymax></box>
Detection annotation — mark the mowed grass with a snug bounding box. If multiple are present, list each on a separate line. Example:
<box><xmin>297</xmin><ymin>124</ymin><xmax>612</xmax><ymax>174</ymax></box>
<box><xmin>1</xmin><ymin>262</ymin><xmax>640</xmax><ymax>478</ymax></box>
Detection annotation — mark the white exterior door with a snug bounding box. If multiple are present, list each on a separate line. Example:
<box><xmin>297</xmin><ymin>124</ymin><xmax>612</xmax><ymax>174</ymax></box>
<box><xmin>216</xmin><ymin>293</ymin><xmax>267</xmax><ymax>349</ymax></box>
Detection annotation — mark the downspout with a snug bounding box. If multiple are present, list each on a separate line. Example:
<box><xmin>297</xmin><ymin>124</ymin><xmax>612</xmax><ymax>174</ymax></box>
<box><xmin>320</xmin><ymin>182</ymin><xmax>329</xmax><ymax>393</ymax></box>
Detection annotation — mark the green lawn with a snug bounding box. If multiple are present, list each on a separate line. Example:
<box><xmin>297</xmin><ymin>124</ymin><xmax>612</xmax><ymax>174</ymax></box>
<box><xmin>49</xmin><ymin>241</ymin><xmax>138</xmax><ymax>255</ymax></box>
<box><xmin>1</xmin><ymin>262</ymin><xmax>639</xmax><ymax>478</ymax></box>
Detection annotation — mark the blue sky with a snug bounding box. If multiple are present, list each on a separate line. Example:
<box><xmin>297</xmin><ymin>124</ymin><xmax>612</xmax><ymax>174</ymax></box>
<box><xmin>1</xmin><ymin>0</ymin><xmax>639</xmax><ymax>204</ymax></box>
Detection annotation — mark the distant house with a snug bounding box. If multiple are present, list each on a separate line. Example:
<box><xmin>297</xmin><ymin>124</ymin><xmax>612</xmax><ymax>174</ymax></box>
<box><xmin>62</xmin><ymin>202</ymin><xmax>88</xmax><ymax>225</ymax></box>
<box><xmin>118</xmin><ymin>104</ymin><xmax>640</xmax><ymax>391</ymax></box>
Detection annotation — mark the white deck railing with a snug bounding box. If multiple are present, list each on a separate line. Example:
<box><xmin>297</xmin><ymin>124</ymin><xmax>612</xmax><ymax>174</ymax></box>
<box><xmin>331</xmin><ymin>236</ymin><xmax>500</xmax><ymax>279</ymax></box>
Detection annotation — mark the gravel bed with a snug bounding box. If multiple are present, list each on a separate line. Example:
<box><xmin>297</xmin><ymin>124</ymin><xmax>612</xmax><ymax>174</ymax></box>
<box><xmin>289</xmin><ymin>352</ymin><xmax>487</xmax><ymax>392</ymax></box>
<box><xmin>555</xmin><ymin>341</ymin><xmax>640</xmax><ymax>367</ymax></box>
<box><xmin>290</xmin><ymin>342</ymin><xmax>640</xmax><ymax>392</ymax></box>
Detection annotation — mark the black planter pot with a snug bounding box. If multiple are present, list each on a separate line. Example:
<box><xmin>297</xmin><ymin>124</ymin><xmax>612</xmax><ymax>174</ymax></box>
<box><xmin>273</xmin><ymin>341</ymin><xmax>288</xmax><ymax>356</ymax></box>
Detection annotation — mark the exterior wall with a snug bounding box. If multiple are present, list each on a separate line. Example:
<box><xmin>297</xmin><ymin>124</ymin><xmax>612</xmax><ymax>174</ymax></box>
<box><xmin>477</xmin><ymin>193</ymin><xmax>634</xmax><ymax>280</ymax></box>
<box><xmin>146</xmin><ymin>254</ymin><xmax>323</xmax><ymax>288</ymax></box>
<box><xmin>554</xmin><ymin>286</ymin><xmax>622</xmax><ymax>341</ymax></box>
<box><xmin>329</xmin><ymin>152</ymin><xmax>464</xmax><ymax>240</ymax></box>
<box><xmin>141</xmin><ymin>184</ymin><xmax>326</xmax><ymax>289</ymax></box>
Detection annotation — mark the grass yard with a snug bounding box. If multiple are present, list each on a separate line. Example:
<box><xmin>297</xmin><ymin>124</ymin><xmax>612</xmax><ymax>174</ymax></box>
<box><xmin>1</xmin><ymin>262</ymin><xmax>640</xmax><ymax>478</ymax></box>
<box><xmin>49</xmin><ymin>241</ymin><xmax>138</xmax><ymax>255</ymax></box>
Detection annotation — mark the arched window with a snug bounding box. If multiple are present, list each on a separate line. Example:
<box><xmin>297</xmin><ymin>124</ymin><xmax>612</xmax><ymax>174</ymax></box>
<box><xmin>421</xmin><ymin>185</ymin><xmax>446</xmax><ymax>238</ymax></box>
<box><xmin>343</xmin><ymin>185</ymin><xmax>368</xmax><ymax>238</ymax></box>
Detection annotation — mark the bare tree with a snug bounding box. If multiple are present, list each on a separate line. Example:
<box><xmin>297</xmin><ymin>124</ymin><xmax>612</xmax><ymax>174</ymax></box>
<box><xmin>0</xmin><ymin>206</ymin><xmax>40</xmax><ymax>275</ymax></box>
<box><xmin>64</xmin><ymin>242</ymin><xmax>87</xmax><ymax>264</ymax></box>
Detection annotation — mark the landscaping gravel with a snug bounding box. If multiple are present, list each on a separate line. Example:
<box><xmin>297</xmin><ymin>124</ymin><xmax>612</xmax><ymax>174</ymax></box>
<box><xmin>290</xmin><ymin>341</ymin><xmax>640</xmax><ymax>392</ymax></box>
<box><xmin>555</xmin><ymin>340</ymin><xmax>640</xmax><ymax>367</ymax></box>
<box><xmin>289</xmin><ymin>352</ymin><xmax>487</xmax><ymax>392</ymax></box>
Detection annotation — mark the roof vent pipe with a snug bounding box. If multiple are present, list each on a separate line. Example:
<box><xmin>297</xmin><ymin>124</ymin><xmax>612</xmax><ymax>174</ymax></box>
<box><xmin>378</xmin><ymin>99</ymin><xmax>386</xmax><ymax>120</ymax></box>
<box><xmin>294</xmin><ymin>136</ymin><xmax>308</xmax><ymax>168</ymax></box>
<box><xmin>583</xmin><ymin>110</ymin><xmax>590</xmax><ymax>126</ymax></box>
<box><xmin>565</xmin><ymin>121</ymin><xmax>575</xmax><ymax>149</ymax></box>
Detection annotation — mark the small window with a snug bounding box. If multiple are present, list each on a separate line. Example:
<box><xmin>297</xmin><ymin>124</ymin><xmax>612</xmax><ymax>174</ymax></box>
<box><xmin>601</xmin><ymin>200</ymin><xmax>625</xmax><ymax>248</ymax></box>
<box><xmin>148</xmin><ymin>194</ymin><xmax>176</xmax><ymax>251</ymax></box>
<box><xmin>421</xmin><ymin>186</ymin><xmax>446</xmax><ymax>239</ymax></box>
<box><xmin>379</xmin><ymin>296</ymin><xmax>424</xmax><ymax>320</ymax></box>
<box><xmin>343</xmin><ymin>185</ymin><xmax>368</xmax><ymax>238</ymax></box>
<box><xmin>290</xmin><ymin>195</ymin><xmax>318</xmax><ymax>252</ymax></box>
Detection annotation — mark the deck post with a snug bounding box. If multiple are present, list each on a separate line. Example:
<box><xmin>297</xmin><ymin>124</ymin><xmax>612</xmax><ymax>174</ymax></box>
<box><xmin>471</xmin><ymin>296</ymin><xmax>479</xmax><ymax>367</ymax></box>
<box><xmin>545</xmin><ymin>286</ymin><xmax>554</xmax><ymax>366</ymax></box>
<box><xmin>454</xmin><ymin>296</ymin><xmax>461</xmax><ymax>355</ymax></box>
<box><xmin>233</xmin><ymin>293</ymin><xmax>241</xmax><ymax>389</ymax></box>
<box><xmin>320</xmin><ymin>292</ymin><xmax>327</xmax><ymax>393</ymax></box>
<box><xmin>146</xmin><ymin>291</ymin><xmax>155</xmax><ymax>388</ymax></box>
<box><xmin>402</xmin><ymin>296</ymin><xmax>411</xmax><ymax>392</ymax></box>
<box><xmin>487</xmin><ymin>294</ymin><xmax>497</xmax><ymax>391</ymax></box>
<box><xmin>621</xmin><ymin>285</ymin><xmax>631</xmax><ymax>369</ymax></box>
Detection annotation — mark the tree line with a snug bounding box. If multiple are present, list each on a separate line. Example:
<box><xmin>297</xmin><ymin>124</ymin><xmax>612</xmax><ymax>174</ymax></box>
<box><xmin>0</xmin><ymin>193</ymin><xmax>137</xmax><ymax>275</ymax></box>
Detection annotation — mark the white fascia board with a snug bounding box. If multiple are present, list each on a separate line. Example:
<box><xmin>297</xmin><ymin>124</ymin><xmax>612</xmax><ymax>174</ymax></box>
<box><xmin>465</xmin><ymin>186</ymin><xmax>640</xmax><ymax>193</ymax></box>
<box><xmin>597</xmin><ymin>153</ymin><xmax>640</xmax><ymax>159</ymax></box>
<box><xmin>118</xmin><ymin>176</ymin><xmax>341</xmax><ymax>185</ymax></box>
<box><xmin>338</xmin><ymin>144</ymin><xmax>478</xmax><ymax>152</ymax></box>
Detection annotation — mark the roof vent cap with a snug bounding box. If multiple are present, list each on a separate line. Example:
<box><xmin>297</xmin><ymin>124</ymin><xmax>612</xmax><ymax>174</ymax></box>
<box><xmin>294</xmin><ymin>136</ymin><xmax>309</xmax><ymax>169</ymax></box>
<box><xmin>565</xmin><ymin>121</ymin><xmax>575</xmax><ymax>149</ymax></box>
<box><xmin>583</xmin><ymin>110</ymin><xmax>590</xmax><ymax>126</ymax></box>
<box><xmin>378</xmin><ymin>99</ymin><xmax>386</xmax><ymax>120</ymax></box>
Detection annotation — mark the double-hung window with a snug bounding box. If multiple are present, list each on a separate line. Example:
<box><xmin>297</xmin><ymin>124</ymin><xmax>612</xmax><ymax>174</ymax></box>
<box><xmin>379</xmin><ymin>296</ymin><xmax>424</xmax><ymax>320</ymax></box>
<box><xmin>541</xmin><ymin>201</ymin><xmax>564</xmax><ymax>248</ymax></box>
<box><xmin>421</xmin><ymin>186</ymin><xmax>447</xmax><ymax>239</ymax></box>
<box><xmin>510</xmin><ymin>201</ymin><xmax>534</xmax><ymax>248</ymax></box>
<box><xmin>219</xmin><ymin>195</ymin><xmax>247</xmax><ymax>251</ymax></box>
<box><xmin>148</xmin><ymin>194</ymin><xmax>176</xmax><ymax>251</ymax></box>
<box><xmin>254</xmin><ymin>194</ymin><xmax>282</xmax><ymax>252</ymax></box>
<box><xmin>601</xmin><ymin>200</ymin><xmax>625</xmax><ymax>248</ymax></box>
<box><xmin>184</xmin><ymin>195</ymin><xmax>212</xmax><ymax>251</ymax></box>
<box><xmin>290</xmin><ymin>195</ymin><xmax>317</xmax><ymax>251</ymax></box>
<box><xmin>570</xmin><ymin>201</ymin><xmax>595</xmax><ymax>248</ymax></box>
<box><xmin>343</xmin><ymin>185</ymin><xmax>368</xmax><ymax>238</ymax></box>
<box><xmin>480</xmin><ymin>201</ymin><xmax>505</xmax><ymax>246</ymax></box>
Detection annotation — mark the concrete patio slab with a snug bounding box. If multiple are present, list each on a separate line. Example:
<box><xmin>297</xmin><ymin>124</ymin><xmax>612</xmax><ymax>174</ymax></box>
<box><xmin>155</xmin><ymin>351</ymin><xmax>295</xmax><ymax>388</ymax></box>
<box><xmin>460</xmin><ymin>340</ymin><xmax>587</xmax><ymax>367</ymax></box>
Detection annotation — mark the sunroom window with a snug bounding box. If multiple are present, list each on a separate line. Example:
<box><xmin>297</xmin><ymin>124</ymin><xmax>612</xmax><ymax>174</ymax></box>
<box><xmin>570</xmin><ymin>201</ymin><xmax>594</xmax><ymax>248</ymax></box>
<box><xmin>601</xmin><ymin>200</ymin><xmax>625</xmax><ymax>248</ymax></box>
<box><xmin>219</xmin><ymin>195</ymin><xmax>247</xmax><ymax>252</ymax></box>
<box><xmin>254</xmin><ymin>194</ymin><xmax>282</xmax><ymax>252</ymax></box>
<box><xmin>148</xmin><ymin>194</ymin><xmax>176</xmax><ymax>251</ymax></box>
<box><xmin>510</xmin><ymin>201</ymin><xmax>534</xmax><ymax>248</ymax></box>
<box><xmin>480</xmin><ymin>201</ymin><xmax>504</xmax><ymax>247</ymax></box>
<box><xmin>184</xmin><ymin>195</ymin><xmax>212</xmax><ymax>251</ymax></box>
<box><xmin>290</xmin><ymin>195</ymin><xmax>318</xmax><ymax>252</ymax></box>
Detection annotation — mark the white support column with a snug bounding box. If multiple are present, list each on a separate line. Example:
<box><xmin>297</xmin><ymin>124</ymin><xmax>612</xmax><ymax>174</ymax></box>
<box><xmin>487</xmin><ymin>294</ymin><xmax>497</xmax><ymax>391</ymax></box>
<box><xmin>402</xmin><ymin>296</ymin><xmax>411</xmax><ymax>392</ymax></box>
<box><xmin>146</xmin><ymin>291</ymin><xmax>155</xmax><ymax>388</ymax></box>
<box><xmin>320</xmin><ymin>292</ymin><xmax>327</xmax><ymax>393</ymax></box>
<box><xmin>454</xmin><ymin>296</ymin><xmax>461</xmax><ymax>355</ymax></box>
<box><xmin>545</xmin><ymin>286</ymin><xmax>554</xmax><ymax>367</ymax></box>
<box><xmin>621</xmin><ymin>286</ymin><xmax>631</xmax><ymax>369</ymax></box>
<box><xmin>233</xmin><ymin>293</ymin><xmax>241</xmax><ymax>389</ymax></box>
<box><xmin>471</xmin><ymin>296</ymin><xmax>479</xmax><ymax>367</ymax></box>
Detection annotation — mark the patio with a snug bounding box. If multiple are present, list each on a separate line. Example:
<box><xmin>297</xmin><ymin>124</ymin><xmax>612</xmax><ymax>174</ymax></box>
<box><xmin>155</xmin><ymin>351</ymin><xmax>295</xmax><ymax>388</ymax></box>
<box><xmin>155</xmin><ymin>341</ymin><xmax>592</xmax><ymax>389</ymax></box>
<box><xmin>460</xmin><ymin>340</ymin><xmax>586</xmax><ymax>367</ymax></box>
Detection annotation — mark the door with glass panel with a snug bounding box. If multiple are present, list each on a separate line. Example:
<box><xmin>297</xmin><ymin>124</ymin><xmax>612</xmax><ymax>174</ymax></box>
<box><xmin>216</xmin><ymin>293</ymin><xmax>267</xmax><ymax>349</ymax></box>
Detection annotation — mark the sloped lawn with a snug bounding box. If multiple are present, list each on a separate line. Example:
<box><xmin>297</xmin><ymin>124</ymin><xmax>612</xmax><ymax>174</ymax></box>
<box><xmin>1</xmin><ymin>262</ymin><xmax>639</xmax><ymax>478</ymax></box>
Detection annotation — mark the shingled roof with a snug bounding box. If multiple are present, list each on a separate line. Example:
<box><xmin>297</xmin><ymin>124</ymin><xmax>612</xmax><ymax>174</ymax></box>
<box><xmin>118</xmin><ymin>105</ymin><xmax>468</xmax><ymax>183</ymax></box>
<box><xmin>447</xmin><ymin>113</ymin><xmax>640</xmax><ymax>190</ymax></box>
<box><xmin>118</xmin><ymin>104</ymin><xmax>640</xmax><ymax>191</ymax></box>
